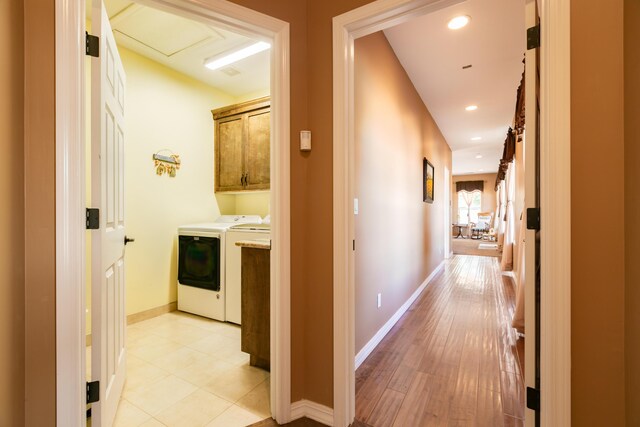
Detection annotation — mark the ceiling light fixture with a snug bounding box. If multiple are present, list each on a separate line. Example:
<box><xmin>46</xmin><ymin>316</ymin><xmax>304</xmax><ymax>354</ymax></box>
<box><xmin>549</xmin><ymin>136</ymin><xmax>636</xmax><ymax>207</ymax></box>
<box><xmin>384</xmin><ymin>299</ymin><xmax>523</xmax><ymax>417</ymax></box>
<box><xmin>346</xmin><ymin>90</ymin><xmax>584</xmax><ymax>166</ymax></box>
<box><xmin>475</xmin><ymin>154</ymin><xmax>483</xmax><ymax>159</ymax></box>
<box><xmin>447</xmin><ymin>15</ymin><xmax>471</xmax><ymax>30</ymax></box>
<box><xmin>478</xmin><ymin>169</ymin><xmax>484</xmax><ymax>172</ymax></box>
<box><xmin>465</xmin><ymin>105</ymin><xmax>478</xmax><ymax>111</ymax></box>
<box><xmin>471</xmin><ymin>136</ymin><xmax>482</xmax><ymax>141</ymax></box>
<box><xmin>204</xmin><ymin>41</ymin><xmax>271</xmax><ymax>71</ymax></box>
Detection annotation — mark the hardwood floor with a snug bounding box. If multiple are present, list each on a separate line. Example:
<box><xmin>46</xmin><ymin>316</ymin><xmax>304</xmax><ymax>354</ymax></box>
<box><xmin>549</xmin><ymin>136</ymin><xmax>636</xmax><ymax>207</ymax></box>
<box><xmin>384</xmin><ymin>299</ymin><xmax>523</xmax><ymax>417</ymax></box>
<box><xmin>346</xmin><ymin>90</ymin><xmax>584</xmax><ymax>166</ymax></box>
<box><xmin>355</xmin><ymin>255</ymin><xmax>525</xmax><ymax>427</ymax></box>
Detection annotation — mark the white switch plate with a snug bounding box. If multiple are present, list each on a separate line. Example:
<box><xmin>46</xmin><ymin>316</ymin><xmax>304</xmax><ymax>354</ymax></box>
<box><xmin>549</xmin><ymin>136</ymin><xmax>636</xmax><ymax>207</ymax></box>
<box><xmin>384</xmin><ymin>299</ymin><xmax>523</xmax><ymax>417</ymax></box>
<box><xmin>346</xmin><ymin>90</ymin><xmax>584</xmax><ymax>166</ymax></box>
<box><xmin>377</xmin><ymin>293</ymin><xmax>382</xmax><ymax>308</ymax></box>
<box><xmin>354</xmin><ymin>198</ymin><xmax>359</xmax><ymax>215</ymax></box>
<box><xmin>300</xmin><ymin>130</ymin><xmax>311</xmax><ymax>151</ymax></box>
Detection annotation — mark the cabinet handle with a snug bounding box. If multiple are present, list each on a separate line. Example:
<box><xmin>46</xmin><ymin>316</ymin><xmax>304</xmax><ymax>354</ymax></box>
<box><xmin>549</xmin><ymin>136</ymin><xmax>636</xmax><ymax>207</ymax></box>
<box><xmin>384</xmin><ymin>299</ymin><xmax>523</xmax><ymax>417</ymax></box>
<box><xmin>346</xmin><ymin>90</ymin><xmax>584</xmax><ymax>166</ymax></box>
<box><xmin>240</xmin><ymin>173</ymin><xmax>244</xmax><ymax>186</ymax></box>
<box><xmin>245</xmin><ymin>173</ymin><xmax>249</xmax><ymax>187</ymax></box>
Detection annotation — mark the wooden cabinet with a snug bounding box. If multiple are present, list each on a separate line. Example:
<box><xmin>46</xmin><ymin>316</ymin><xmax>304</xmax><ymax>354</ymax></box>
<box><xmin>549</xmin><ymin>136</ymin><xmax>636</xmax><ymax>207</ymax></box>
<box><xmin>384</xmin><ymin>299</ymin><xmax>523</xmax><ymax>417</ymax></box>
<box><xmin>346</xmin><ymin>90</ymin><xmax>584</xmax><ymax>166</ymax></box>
<box><xmin>239</xmin><ymin>245</ymin><xmax>270</xmax><ymax>371</ymax></box>
<box><xmin>212</xmin><ymin>97</ymin><xmax>270</xmax><ymax>192</ymax></box>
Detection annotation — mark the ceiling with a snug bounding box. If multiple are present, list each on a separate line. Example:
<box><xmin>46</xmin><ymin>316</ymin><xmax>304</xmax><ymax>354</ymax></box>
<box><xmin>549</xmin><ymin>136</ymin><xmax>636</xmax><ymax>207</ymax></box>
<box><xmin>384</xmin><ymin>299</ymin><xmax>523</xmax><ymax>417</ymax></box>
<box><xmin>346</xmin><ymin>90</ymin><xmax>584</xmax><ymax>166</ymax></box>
<box><xmin>96</xmin><ymin>0</ymin><xmax>522</xmax><ymax>173</ymax></box>
<box><xmin>96</xmin><ymin>0</ymin><xmax>270</xmax><ymax>98</ymax></box>
<box><xmin>383</xmin><ymin>0</ymin><xmax>526</xmax><ymax>175</ymax></box>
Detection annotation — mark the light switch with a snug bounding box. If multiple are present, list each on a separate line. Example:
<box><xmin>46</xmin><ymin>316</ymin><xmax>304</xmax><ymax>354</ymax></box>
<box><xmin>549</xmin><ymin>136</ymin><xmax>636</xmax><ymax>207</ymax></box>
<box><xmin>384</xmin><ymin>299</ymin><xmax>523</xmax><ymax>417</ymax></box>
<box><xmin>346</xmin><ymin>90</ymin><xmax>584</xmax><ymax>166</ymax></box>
<box><xmin>354</xmin><ymin>198</ymin><xmax>359</xmax><ymax>215</ymax></box>
<box><xmin>300</xmin><ymin>130</ymin><xmax>311</xmax><ymax>151</ymax></box>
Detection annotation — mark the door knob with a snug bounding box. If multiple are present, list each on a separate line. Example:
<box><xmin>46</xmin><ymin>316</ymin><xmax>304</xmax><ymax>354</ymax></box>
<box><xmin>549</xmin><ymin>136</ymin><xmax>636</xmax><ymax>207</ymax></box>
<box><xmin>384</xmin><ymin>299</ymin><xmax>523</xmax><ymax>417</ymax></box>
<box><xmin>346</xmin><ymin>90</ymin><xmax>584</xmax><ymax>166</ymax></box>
<box><xmin>124</xmin><ymin>236</ymin><xmax>135</xmax><ymax>245</ymax></box>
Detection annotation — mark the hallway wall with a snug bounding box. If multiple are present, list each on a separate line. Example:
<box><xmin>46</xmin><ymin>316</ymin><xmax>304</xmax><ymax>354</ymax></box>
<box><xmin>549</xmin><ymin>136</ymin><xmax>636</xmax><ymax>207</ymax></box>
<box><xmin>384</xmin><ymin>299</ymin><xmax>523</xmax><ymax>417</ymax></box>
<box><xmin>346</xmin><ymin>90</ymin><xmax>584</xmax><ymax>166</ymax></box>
<box><xmin>571</xmin><ymin>0</ymin><xmax>626</xmax><ymax>424</ymax></box>
<box><xmin>625</xmin><ymin>0</ymin><xmax>640</xmax><ymax>422</ymax></box>
<box><xmin>0</xmin><ymin>0</ymin><xmax>25</xmax><ymax>424</ymax></box>
<box><xmin>353</xmin><ymin>32</ymin><xmax>452</xmax><ymax>353</ymax></box>
<box><xmin>24</xmin><ymin>0</ymin><xmax>57</xmax><ymax>423</ymax></box>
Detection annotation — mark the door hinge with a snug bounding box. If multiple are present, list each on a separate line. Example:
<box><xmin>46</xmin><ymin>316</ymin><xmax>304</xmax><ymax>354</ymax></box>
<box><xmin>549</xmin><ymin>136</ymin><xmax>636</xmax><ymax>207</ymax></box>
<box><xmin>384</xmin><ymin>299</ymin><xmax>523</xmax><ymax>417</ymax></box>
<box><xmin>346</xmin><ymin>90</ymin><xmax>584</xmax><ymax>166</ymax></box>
<box><xmin>527</xmin><ymin>24</ymin><xmax>540</xmax><ymax>50</ymax></box>
<box><xmin>86</xmin><ymin>381</ymin><xmax>100</xmax><ymax>404</ymax></box>
<box><xmin>86</xmin><ymin>32</ymin><xmax>99</xmax><ymax>57</ymax></box>
<box><xmin>526</xmin><ymin>386</ymin><xmax>540</xmax><ymax>411</ymax></box>
<box><xmin>86</xmin><ymin>208</ymin><xmax>100</xmax><ymax>230</ymax></box>
<box><xmin>526</xmin><ymin>207</ymin><xmax>540</xmax><ymax>231</ymax></box>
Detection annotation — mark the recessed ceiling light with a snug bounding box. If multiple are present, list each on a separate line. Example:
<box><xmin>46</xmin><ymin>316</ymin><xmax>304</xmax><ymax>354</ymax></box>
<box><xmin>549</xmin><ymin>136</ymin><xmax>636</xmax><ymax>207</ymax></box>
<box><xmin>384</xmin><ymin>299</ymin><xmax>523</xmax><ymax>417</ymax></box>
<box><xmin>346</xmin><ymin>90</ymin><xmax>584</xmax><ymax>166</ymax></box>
<box><xmin>448</xmin><ymin>15</ymin><xmax>471</xmax><ymax>30</ymax></box>
<box><xmin>478</xmin><ymin>169</ymin><xmax>484</xmax><ymax>172</ymax></box>
<box><xmin>204</xmin><ymin>41</ymin><xmax>271</xmax><ymax>71</ymax></box>
<box><xmin>471</xmin><ymin>136</ymin><xmax>482</xmax><ymax>141</ymax></box>
<box><xmin>475</xmin><ymin>154</ymin><xmax>483</xmax><ymax>159</ymax></box>
<box><xmin>465</xmin><ymin>105</ymin><xmax>478</xmax><ymax>111</ymax></box>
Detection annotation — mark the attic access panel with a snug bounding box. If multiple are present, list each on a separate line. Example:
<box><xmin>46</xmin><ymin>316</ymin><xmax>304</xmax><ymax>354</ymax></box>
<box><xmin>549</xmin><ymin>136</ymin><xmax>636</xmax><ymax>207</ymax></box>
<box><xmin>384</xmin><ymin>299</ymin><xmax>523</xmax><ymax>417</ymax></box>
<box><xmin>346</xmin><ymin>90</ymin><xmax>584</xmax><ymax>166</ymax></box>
<box><xmin>112</xmin><ymin>5</ymin><xmax>223</xmax><ymax>57</ymax></box>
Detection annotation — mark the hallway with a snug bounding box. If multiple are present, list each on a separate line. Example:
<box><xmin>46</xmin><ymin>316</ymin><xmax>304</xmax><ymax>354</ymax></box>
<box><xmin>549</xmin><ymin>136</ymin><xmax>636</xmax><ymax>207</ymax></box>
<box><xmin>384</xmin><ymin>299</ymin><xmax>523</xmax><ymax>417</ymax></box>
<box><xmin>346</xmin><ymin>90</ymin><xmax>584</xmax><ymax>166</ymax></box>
<box><xmin>354</xmin><ymin>255</ymin><xmax>525</xmax><ymax>427</ymax></box>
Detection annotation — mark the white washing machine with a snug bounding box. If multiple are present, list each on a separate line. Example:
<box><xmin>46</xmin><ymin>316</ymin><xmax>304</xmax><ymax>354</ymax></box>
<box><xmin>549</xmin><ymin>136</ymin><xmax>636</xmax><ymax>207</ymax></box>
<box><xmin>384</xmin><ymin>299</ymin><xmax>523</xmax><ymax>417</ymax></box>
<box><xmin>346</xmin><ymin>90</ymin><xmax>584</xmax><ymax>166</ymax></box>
<box><xmin>177</xmin><ymin>215</ymin><xmax>262</xmax><ymax>321</ymax></box>
<box><xmin>224</xmin><ymin>222</ymin><xmax>271</xmax><ymax>324</ymax></box>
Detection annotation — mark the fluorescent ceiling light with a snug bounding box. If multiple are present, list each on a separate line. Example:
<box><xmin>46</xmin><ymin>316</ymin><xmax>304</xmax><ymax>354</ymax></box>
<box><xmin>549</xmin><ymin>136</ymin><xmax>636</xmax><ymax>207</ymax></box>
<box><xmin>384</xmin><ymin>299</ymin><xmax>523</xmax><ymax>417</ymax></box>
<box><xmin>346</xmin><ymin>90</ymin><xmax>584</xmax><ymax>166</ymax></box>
<box><xmin>448</xmin><ymin>15</ymin><xmax>471</xmax><ymax>30</ymax></box>
<box><xmin>471</xmin><ymin>136</ymin><xmax>482</xmax><ymax>141</ymax></box>
<box><xmin>205</xmin><ymin>41</ymin><xmax>271</xmax><ymax>71</ymax></box>
<box><xmin>475</xmin><ymin>154</ymin><xmax>483</xmax><ymax>159</ymax></box>
<box><xmin>465</xmin><ymin>105</ymin><xmax>478</xmax><ymax>111</ymax></box>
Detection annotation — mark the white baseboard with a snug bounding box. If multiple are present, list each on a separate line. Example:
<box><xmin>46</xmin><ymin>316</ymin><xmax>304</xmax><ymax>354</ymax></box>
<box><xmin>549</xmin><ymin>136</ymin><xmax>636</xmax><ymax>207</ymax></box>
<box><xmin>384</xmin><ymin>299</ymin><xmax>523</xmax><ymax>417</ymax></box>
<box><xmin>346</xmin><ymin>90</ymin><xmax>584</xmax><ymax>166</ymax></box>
<box><xmin>290</xmin><ymin>399</ymin><xmax>334</xmax><ymax>426</ymax></box>
<box><xmin>354</xmin><ymin>260</ymin><xmax>445</xmax><ymax>370</ymax></box>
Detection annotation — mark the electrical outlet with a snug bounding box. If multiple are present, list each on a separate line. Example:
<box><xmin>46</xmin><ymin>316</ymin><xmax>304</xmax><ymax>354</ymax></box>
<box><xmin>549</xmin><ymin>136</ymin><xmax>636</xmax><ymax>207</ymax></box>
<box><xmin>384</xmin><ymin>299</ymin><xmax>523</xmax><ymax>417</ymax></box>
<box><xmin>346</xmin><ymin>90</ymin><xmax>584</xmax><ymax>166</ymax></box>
<box><xmin>377</xmin><ymin>293</ymin><xmax>382</xmax><ymax>308</ymax></box>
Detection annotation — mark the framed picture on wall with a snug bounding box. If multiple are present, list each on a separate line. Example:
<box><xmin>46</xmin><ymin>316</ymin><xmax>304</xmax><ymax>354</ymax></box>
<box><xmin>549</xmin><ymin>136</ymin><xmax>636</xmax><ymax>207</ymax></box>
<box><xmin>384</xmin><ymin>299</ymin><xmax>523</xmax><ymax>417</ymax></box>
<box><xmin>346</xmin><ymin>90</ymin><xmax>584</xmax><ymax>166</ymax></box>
<box><xmin>423</xmin><ymin>158</ymin><xmax>434</xmax><ymax>203</ymax></box>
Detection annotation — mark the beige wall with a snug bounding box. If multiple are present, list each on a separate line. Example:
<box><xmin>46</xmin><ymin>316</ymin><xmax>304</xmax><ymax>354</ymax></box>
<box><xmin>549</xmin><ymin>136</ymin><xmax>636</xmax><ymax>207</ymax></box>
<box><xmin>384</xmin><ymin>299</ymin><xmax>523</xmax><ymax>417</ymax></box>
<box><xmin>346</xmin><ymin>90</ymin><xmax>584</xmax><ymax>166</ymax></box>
<box><xmin>626</xmin><ymin>0</ymin><xmax>640</xmax><ymax>423</ymax></box>
<box><xmin>116</xmin><ymin>47</ymin><xmax>238</xmax><ymax>316</ymax></box>
<box><xmin>354</xmin><ymin>32</ymin><xmax>452</xmax><ymax>353</ymax></box>
<box><xmin>86</xmin><ymin>46</ymin><xmax>270</xmax><ymax>323</ymax></box>
<box><xmin>0</xmin><ymin>0</ymin><xmax>25</xmax><ymax>424</ymax></box>
<box><xmin>451</xmin><ymin>173</ymin><xmax>498</xmax><ymax>225</ymax></box>
<box><xmin>571</xmin><ymin>0</ymin><xmax>626</xmax><ymax>424</ymax></box>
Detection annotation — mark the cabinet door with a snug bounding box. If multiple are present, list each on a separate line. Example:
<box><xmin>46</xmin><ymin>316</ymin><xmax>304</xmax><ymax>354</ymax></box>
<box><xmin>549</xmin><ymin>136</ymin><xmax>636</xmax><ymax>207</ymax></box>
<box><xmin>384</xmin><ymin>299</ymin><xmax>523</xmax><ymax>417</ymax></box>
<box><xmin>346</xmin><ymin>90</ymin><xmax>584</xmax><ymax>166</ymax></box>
<box><xmin>245</xmin><ymin>108</ymin><xmax>270</xmax><ymax>190</ymax></box>
<box><xmin>216</xmin><ymin>115</ymin><xmax>245</xmax><ymax>192</ymax></box>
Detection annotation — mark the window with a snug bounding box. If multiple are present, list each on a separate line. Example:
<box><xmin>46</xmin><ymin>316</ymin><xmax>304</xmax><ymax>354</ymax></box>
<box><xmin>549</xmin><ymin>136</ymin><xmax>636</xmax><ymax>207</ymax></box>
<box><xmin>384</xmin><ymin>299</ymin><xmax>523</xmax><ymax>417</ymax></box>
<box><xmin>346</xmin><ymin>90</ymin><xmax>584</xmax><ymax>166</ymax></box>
<box><xmin>458</xmin><ymin>190</ymin><xmax>482</xmax><ymax>224</ymax></box>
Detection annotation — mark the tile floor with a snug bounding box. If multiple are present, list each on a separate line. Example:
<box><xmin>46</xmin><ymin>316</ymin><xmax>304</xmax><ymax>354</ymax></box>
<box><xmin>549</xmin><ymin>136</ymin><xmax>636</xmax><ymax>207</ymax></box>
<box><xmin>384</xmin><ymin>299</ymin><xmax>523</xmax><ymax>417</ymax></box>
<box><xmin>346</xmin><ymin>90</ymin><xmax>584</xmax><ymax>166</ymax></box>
<box><xmin>87</xmin><ymin>311</ymin><xmax>270</xmax><ymax>427</ymax></box>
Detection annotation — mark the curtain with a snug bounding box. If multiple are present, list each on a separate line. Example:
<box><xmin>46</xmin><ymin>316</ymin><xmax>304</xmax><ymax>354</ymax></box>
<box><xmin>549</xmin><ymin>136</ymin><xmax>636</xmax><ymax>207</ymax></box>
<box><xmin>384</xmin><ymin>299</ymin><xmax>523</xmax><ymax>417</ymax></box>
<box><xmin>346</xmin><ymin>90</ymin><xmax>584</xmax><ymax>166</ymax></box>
<box><xmin>512</xmin><ymin>209</ymin><xmax>527</xmax><ymax>332</ymax></box>
<box><xmin>497</xmin><ymin>180</ymin><xmax>506</xmax><ymax>245</ymax></box>
<box><xmin>494</xmin><ymin>184</ymin><xmax>501</xmax><ymax>231</ymax></box>
<box><xmin>456</xmin><ymin>180</ymin><xmax>484</xmax><ymax>193</ymax></box>
<box><xmin>459</xmin><ymin>190</ymin><xmax>476</xmax><ymax>224</ymax></box>
<box><xmin>501</xmin><ymin>163</ymin><xmax>516</xmax><ymax>271</ymax></box>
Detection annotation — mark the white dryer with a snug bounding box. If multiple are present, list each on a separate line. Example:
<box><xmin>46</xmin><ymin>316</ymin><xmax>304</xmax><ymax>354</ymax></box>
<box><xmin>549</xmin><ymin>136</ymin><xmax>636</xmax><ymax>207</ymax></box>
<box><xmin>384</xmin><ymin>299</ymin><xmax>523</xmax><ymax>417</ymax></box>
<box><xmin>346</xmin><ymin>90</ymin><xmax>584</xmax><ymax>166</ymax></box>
<box><xmin>177</xmin><ymin>215</ymin><xmax>262</xmax><ymax>321</ymax></box>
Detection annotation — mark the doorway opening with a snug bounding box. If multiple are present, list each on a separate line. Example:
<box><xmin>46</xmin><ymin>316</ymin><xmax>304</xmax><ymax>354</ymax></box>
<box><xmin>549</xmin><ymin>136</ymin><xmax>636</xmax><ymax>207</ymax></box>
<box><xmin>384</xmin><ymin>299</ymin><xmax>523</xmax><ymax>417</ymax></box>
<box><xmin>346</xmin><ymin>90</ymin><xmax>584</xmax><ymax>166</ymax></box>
<box><xmin>85</xmin><ymin>1</ymin><xmax>276</xmax><ymax>425</ymax></box>
<box><xmin>55</xmin><ymin>0</ymin><xmax>291</xmax><ymax>425</ymax></box>
<box><xmin>350</xmin><ymin>1</ymin><xmax>526</xmax><ymax>422</ymax></box>
<box><xmin>332</xmin><ymin>0</ymin><xmax>572</xmax><ymax>425</ymax></box>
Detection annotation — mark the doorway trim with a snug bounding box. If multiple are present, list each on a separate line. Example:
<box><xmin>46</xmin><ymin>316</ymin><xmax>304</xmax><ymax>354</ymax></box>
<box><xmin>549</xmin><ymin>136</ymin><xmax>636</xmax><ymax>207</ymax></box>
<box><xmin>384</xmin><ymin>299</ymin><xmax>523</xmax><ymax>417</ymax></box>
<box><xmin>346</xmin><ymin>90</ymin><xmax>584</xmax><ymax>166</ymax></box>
<box><xmin>55</xmin><ymin>0</ymin><xmax>291</xmax><ymax>425</ymax></box>
<box><xmin>332</xmin><ymin>1</ymin><xmax>571</xmax><ymax>426</ymax></box>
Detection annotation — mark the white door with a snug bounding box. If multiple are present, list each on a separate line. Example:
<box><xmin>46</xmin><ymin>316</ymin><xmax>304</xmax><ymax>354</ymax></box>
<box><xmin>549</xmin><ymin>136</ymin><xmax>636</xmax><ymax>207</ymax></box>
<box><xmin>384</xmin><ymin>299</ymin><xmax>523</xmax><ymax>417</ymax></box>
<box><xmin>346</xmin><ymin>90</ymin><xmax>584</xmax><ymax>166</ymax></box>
<box><xmin>91</xmin><ymin>1</ymin><xmax>127</xmax><ymax>425</ymax></box>
<box><xmin>524</xmin><ymin>0</ymin><xmax>540</xmax><ymax>425</ymax></box>
<box><xmin>443</xmin><ymin>166</ymin><xmax>451</xmax><ymax>258</ymax></box>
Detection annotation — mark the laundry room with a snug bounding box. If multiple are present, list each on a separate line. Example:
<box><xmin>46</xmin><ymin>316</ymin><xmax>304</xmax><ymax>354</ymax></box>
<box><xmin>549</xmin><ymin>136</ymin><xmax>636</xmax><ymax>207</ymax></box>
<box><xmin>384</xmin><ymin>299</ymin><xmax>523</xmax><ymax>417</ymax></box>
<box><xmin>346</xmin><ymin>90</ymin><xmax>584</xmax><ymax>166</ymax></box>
<box><xmin>84</xmin><ymin>0</ymin><xmax>274</xmax><ymax>425</ymax></box>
